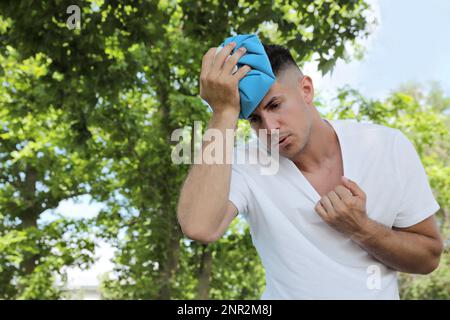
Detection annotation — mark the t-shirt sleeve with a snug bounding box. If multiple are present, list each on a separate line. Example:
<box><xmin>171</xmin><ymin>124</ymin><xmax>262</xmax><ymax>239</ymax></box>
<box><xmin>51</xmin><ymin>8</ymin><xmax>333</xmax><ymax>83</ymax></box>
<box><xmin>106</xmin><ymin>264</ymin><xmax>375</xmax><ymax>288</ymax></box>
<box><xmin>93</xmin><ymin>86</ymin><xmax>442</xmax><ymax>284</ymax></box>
<box><xmin>229</xmin><ymin>166</ymin><xmax>251</xmax><ymax>219</ymax></box>
<box><xmin>392</xmin><ymin>130</ymin><xmax>440</xmax><ymax>228</ymax></box>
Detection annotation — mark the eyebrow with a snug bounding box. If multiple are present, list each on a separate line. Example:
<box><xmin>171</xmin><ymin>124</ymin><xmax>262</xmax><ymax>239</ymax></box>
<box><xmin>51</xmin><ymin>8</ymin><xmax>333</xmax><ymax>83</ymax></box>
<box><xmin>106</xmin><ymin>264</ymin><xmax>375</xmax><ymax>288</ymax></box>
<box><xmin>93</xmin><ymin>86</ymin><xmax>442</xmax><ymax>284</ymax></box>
<box><xmin>263</xmin><ymin>96</ymin><xmax>280</xmax><ymax>110</ymax></box>
<box><xmin>249</xmin><ymin>95</ymin><xmax>282</xmax><ymax>119</ymax></box>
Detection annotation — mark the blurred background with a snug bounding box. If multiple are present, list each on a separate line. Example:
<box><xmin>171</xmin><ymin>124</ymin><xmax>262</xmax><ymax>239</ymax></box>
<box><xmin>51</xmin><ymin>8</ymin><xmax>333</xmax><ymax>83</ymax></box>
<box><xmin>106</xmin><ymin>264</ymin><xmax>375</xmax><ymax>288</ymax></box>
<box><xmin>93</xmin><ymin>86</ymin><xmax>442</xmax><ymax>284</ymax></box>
<box><xmin>0</xmin><ymin>0</ymin><xmax>448</xmax><ymax>299</ymax></box>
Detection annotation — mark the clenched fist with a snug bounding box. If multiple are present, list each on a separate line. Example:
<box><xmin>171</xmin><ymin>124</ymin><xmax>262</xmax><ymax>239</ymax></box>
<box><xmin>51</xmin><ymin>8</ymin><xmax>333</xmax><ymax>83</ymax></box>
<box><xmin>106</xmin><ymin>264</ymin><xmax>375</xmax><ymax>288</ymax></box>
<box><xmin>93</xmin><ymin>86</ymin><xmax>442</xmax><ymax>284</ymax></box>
<box><xmin>315</xmin><ymin>176</ymin><xmax>369</xmax><ymax>238</ymax></box>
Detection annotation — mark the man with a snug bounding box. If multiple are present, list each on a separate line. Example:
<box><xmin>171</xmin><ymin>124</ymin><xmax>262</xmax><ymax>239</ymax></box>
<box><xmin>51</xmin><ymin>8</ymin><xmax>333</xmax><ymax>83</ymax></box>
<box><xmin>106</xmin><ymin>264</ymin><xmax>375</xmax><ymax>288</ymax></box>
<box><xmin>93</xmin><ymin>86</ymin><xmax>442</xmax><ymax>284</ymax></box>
<box><xmin>177</xmin><ymin>41</ymin><xmax>443</xmax><ymax>299</ymax></box>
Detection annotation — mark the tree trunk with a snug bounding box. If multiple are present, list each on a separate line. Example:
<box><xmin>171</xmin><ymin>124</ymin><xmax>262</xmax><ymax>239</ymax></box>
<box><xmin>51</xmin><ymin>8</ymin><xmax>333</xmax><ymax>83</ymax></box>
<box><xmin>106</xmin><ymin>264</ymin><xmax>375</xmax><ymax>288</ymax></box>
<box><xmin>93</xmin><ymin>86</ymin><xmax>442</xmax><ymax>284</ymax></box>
<box><xmin>155</xmin><ymin>60</ymin><xmax>184</xmax><ymax>299</ymax></box>
<box><xmin>18</xmin><ymin>165</ymin><xmax>40</xmax><ymax>288</ymax></box>
<box><xmin>196</xmin><ymin>244</ymin><xmax>212</xmax><ymax>300</ymax></box>
<box><xmin>157</xmin><ymin>220</ymin><xmax>182</xmax><ymax>299</ymax></box>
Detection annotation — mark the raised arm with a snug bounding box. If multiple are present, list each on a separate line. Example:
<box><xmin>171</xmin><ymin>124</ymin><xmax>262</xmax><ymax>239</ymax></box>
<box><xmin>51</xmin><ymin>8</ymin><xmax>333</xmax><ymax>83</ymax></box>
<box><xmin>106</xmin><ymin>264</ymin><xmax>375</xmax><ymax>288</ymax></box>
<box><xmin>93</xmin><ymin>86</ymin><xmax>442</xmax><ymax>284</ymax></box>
<box><xmin>177</xmin><ymin>42</ymin><xmax>250</xmax><ymax>243</ymax></box>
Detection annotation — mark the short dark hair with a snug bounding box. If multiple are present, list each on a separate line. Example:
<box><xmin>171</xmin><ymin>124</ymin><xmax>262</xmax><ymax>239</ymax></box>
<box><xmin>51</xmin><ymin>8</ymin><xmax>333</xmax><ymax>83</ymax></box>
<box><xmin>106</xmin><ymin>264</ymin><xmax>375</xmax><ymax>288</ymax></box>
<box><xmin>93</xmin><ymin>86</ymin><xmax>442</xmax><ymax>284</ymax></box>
<box><xmin>262</xmin><ymin>43</ymin><xmax>301</xmax><ymax>77</ymax></box>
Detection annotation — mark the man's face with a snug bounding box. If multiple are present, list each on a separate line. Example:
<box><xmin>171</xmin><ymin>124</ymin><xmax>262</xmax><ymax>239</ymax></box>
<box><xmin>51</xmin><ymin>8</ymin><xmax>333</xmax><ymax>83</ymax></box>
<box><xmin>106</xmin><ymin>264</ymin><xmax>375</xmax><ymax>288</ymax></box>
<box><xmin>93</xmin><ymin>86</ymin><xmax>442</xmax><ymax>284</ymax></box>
<box><xmin>247</xmin><ymin>70</ymin><xmax>314</xmax><ymax>160</ymax></box>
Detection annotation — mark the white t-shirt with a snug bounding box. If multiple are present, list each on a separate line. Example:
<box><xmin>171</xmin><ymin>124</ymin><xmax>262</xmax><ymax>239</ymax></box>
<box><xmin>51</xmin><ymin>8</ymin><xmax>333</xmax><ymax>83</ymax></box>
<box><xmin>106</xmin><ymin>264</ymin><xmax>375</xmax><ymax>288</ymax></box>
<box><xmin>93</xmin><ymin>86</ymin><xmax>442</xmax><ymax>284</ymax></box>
<box><xmin>229</xmin><ymin>119</ymin><xmax>440</xmax><ymax>299</ymax></box>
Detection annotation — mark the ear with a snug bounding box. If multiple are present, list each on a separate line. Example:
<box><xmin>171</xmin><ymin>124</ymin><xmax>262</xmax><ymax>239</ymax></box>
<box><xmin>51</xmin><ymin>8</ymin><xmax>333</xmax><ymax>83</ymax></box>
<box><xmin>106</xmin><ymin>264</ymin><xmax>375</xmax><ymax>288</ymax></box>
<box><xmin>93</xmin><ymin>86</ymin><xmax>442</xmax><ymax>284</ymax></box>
<box><xmin>300</xmin><ymin>76</ymin><xmax>314</xmax><ymax>105</ymax></box>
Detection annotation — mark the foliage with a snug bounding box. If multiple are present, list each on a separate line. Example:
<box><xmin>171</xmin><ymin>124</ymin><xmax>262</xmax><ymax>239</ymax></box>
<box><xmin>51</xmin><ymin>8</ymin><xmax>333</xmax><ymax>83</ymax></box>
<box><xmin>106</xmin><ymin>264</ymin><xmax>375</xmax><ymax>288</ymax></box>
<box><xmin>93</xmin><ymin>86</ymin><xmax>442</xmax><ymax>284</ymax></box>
<box><xmin>3</xmin><ymin>0</ymin><xmax>446</xmax><ymax>300</ymax></box>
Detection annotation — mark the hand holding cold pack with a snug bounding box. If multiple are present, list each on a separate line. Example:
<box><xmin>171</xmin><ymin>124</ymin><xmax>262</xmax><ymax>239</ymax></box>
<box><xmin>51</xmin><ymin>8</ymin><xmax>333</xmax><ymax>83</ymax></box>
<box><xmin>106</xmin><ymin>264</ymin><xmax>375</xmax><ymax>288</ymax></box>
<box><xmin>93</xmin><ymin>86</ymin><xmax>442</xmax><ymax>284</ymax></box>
<box><xmin>214</xmin><ymin>34</ymin><xmax>276</xmax><ymax>119</ymax></box>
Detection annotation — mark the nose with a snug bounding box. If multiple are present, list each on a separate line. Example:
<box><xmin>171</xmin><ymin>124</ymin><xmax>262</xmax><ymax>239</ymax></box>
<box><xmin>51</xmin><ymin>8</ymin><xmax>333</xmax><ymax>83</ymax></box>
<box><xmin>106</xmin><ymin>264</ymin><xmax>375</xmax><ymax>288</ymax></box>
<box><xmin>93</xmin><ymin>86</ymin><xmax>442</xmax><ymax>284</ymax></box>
<box><xmin>261</xmin><ymin>113</ymin><xmax>280</xmax><ymax>132</ymax></box>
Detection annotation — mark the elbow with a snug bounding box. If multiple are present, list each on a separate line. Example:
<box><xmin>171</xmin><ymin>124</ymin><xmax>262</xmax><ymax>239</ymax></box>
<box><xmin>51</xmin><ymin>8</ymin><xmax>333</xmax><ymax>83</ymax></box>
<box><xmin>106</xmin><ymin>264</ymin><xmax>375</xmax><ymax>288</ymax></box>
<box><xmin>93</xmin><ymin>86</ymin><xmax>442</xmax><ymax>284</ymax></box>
<box><xmin>418</xmin><ymin>258</ymin><xmax>440</xmax><ymax>275</ymax></box>
<box><xmin>417</xmin><ymin>240</ymin><xmax>444</xmax><ymax>275</ymax></box>
<box><xmin>177</xmin><ymin>210</ymin><xmax>219</xmax><ymax>244</ymax></box>
<box><xmin>180</xmin><ymin>225</ymin><xmax>219</xmax><ymax>244</ymax></box>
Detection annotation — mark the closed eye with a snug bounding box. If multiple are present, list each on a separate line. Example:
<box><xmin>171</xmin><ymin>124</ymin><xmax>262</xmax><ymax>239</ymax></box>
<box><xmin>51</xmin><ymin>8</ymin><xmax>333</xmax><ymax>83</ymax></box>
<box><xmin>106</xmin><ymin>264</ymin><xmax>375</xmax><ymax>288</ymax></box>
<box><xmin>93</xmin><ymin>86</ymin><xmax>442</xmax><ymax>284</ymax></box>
<box><xmin>249</xmin><ymin>115</ymin><xmax>260</xmax><ymax>123</ymax></box>
<box><xmin>268</xmin><ymin>103</ymin><xmax>280</xmax><ymax>110</ymax></box>
<box><xmin>249</xmin><ymin>103</ymin><xmax>280</xmax><ymax>123</ymax></box>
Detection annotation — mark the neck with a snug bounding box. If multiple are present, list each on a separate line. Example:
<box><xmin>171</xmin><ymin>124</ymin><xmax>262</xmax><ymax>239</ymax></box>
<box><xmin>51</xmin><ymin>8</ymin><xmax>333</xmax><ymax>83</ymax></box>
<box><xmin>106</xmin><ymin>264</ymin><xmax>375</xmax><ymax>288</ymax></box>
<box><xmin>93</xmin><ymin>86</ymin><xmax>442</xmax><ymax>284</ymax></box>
<box><xmin>292</xmin><ymin>116</ymin><xmax>339</xmax><ymax>173</ymax></box>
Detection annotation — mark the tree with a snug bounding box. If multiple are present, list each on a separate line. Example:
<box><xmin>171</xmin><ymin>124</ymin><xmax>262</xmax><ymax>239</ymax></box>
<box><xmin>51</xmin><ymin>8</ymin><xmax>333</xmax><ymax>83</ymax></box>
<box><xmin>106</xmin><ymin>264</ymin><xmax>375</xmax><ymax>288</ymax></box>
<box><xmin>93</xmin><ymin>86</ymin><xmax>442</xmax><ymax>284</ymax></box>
<box><xmin>1</xmin><ymin>0</ymin><xmax>373</xmax><ymax>298</ymax></box>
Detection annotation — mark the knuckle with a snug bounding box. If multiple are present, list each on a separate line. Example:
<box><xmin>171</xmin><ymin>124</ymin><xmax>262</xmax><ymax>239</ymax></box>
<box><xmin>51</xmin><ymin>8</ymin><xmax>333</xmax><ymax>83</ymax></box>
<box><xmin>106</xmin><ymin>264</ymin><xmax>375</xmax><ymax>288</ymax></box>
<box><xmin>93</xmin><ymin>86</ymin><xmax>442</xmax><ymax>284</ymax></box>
<box><xmin>214</xmin><ymin>76</ymin><xmax>223</xmax><ymax>84</ymax></box>
<box><xmin>229</xmin><ymin>55</ymin><xmax>239</xmax><ymax>64</ymax></box>
<box><xmin>211</xmin><ymin>76</ymin><xmax>221</xmax><ymax>85</ymax></box>
<box><xmin>240</xmin><ymin>67</ymin><xmax>250</xmax><ymax>76</ymax></box>
<box><xmin>209</xmin><ymin>78</ymin><xmax>218</xmax><ymax>88</ymax></box>
<box><xmin>225</xmin><ymin>82</ymin><xmax>235</xmax><ymax>90</ymax></box>
<box><xmin>230</xmin><ymin>77</ymin><xmax>238</xmax><ymax>86</ymax></box>
<box><xmin>348</xmin><ymin>198</ymin><xmax>356</xmax><ymax>207</ymax></box>
<box><xmin>343</xmin><ymin>198</ymin><xmax>352</xmax><ymax>207</ymax></box>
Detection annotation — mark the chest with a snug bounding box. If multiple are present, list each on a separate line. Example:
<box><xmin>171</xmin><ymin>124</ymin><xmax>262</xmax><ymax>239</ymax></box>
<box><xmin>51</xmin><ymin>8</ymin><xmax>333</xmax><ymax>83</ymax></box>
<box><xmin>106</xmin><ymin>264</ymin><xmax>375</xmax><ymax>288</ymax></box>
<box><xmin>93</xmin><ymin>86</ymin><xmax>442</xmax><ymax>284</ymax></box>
<box><xmin>302</xmin><ymin>165</ymin><xmax>344</xmax><ymax>198</ymax></box>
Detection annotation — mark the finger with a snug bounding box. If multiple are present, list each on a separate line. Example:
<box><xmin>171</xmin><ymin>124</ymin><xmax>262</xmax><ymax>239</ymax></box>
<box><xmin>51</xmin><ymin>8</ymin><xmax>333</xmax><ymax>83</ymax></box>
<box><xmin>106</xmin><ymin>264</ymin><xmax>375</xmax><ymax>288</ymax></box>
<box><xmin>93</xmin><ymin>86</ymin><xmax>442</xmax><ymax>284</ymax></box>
<box><xmin>341</xmin><ymin>176</ymin><xmax>366</xmax><ymax>200</ymax></box>
<box><xmin>315</xmin><ymin>202</ymin><xmax>328</xmax><ymax>220</ymax></box>
<box><xmin>222</xmin><ymin>46</ymin><xmax>247</xmax><ymax>76</ymax></box>
<box><xmin>211</xmin><ymin>42</ymin><xmax>237</xmax><ymax>73</ymax></box>
<box><xmin>320</xmin><ymin>196</ymin><xmax>335</xmax><ymax>216</ymax></box>
<box><xmin>334</xmin><ymin>185</ymin><xmax>353</xmax><ymax>201</ymax></box>
<box><xmin>201</xmin><ymin>47</ymin><xmax>218</xmax><ymax>77</ymax></box>
<box><xmin>327</xmin><ymin>191</ymin><xmax>345</xmax><ymax>213</ymax></box>
<box><xmin>232</xmin><ymin>64</ymin><xmax>252</xmax><ymax>81</ymax></box>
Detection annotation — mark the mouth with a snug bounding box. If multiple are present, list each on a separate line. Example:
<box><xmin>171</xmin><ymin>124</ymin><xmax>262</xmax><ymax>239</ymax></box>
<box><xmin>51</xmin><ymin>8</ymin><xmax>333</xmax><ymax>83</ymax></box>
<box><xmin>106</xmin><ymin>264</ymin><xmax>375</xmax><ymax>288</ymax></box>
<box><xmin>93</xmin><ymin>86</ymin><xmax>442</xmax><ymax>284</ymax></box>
<box><xmin>278</xmin><ymin>135</ymin><xmax>290</xmax><ymax>146</ymax></box>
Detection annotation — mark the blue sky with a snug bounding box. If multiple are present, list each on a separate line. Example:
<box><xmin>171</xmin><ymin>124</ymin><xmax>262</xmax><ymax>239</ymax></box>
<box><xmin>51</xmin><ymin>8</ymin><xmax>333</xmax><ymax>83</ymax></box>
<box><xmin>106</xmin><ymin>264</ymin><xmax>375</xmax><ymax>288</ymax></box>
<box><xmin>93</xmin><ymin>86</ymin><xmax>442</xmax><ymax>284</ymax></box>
<box><xmin>307</xmin><ymin>0</ymin><xmax>450</xmax><ymax>99</ymax></box>
<box><xmin>45</xmin><ymin>0</ymin><xmax>450</xmax><ymax>288</ymax></box>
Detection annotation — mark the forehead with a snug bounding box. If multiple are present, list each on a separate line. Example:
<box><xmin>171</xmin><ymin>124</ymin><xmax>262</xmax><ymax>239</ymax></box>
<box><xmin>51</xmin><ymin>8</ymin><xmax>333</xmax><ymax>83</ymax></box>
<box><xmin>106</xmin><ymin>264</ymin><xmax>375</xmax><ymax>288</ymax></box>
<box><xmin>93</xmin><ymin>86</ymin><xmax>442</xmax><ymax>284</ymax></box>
<box><xmin>251</xmin><ymin>81</ymin><xmax>286</xmax><ymax>115</ymax></box>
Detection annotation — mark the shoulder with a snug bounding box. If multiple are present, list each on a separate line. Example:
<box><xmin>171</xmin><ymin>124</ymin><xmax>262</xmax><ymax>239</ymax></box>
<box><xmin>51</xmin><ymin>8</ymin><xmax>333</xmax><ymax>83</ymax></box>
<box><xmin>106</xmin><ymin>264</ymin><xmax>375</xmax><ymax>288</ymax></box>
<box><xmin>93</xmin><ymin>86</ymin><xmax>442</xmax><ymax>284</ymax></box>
<box><xmin>331</xmin><ymin>119</ymin><xmax>404</xmax><ymax>148</ymax></box>
<box><xmin>331</xmin><ymin>119</ymin><xmax>400</xmax><ymax>138</ymax></box>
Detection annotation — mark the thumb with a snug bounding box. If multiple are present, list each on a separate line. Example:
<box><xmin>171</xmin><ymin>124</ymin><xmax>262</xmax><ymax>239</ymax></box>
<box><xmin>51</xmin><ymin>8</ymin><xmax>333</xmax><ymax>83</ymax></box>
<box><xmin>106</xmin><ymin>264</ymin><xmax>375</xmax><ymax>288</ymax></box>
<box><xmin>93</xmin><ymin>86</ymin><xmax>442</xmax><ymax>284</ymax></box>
<box><xmin>341</xmin><ymin>176</ymin><xmax>366</xmax><ymax>199</ymax></box>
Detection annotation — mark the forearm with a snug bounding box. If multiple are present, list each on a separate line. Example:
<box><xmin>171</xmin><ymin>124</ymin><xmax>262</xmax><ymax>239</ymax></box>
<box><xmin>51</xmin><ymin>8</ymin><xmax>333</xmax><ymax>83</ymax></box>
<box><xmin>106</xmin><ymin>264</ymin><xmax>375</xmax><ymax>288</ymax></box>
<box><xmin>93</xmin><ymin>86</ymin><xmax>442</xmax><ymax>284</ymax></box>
<box><xmin>351</xmin><ymin>218</ymin><xmax>443</xmax><ymax>274</ymax></box>
<box><xmin>177</xmin><ymin>109</ymin><xmax>239</xmax><ymax>238</ymax></box>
